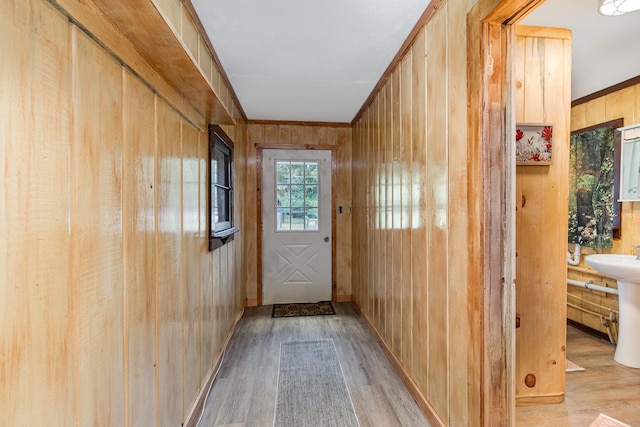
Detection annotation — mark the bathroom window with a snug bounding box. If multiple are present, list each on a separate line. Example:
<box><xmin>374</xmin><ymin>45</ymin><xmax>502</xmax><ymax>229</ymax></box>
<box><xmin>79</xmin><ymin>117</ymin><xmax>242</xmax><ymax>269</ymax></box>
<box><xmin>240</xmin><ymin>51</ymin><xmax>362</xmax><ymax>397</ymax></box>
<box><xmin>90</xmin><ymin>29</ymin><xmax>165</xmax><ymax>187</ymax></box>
<box><xmin>568</xmin><ymin>119</ymin><xmax>622</xmax><ymax>246</ymax></box>
<box><xmin>209</xmin><ymin>125</ymin><xmax>239</xmax><ymax>251</ymax></box>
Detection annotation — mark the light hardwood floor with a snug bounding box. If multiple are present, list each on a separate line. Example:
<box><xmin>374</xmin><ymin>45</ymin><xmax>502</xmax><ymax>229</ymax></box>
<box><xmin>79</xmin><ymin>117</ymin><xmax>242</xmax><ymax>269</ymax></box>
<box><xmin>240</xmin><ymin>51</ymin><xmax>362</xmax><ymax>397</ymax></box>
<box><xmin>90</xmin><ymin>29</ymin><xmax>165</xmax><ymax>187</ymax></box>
<box><xmin>516</xmin><ymin>326</ymin><xmax>640</xmax><ymax>426</ymax></box>
<box><xmin>197</xmin><ymin>303</ymin><xmax>430</xmax><ymax>427</ymax></box>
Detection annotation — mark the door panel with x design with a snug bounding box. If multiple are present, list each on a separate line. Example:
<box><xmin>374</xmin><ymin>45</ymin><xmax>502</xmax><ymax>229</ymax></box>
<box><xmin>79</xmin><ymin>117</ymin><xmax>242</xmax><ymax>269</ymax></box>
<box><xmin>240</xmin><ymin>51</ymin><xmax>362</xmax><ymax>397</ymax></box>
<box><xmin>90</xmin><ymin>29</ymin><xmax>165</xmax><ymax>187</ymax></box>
<box><xmin>262</xmin><ymin>149</ymin><xmax>332</xmax><ymax>304</ymax></box>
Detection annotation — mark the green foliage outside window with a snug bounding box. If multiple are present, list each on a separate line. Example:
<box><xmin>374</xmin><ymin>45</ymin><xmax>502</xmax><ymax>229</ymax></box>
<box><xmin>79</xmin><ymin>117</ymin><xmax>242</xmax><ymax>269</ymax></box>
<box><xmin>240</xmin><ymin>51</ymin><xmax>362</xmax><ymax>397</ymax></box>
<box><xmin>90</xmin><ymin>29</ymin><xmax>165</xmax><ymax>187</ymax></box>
<box><xmin>568</xmin><ymin>126</ymin><xmax>615</xmax><ymax>248</ymax></box>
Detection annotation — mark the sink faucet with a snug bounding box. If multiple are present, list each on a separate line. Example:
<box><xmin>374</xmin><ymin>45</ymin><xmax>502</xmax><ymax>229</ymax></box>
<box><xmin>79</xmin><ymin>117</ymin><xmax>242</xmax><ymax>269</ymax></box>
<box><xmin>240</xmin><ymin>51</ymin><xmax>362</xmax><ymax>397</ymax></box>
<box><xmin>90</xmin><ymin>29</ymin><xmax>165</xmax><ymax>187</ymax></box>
<box><xmin>636</xmin><ymin>246</ymin><xmax>640</xmax><ymax>260</ymax></box>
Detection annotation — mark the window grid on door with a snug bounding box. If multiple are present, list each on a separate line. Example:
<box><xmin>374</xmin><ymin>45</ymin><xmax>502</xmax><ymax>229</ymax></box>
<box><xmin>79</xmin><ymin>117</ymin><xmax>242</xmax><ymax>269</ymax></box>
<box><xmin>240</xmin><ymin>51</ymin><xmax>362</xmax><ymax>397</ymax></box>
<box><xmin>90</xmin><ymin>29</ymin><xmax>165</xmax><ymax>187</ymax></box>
<box><xmin>275</xmin><ymin>161</ymin><xmax>319</xmax><ymax>231</ymax></box>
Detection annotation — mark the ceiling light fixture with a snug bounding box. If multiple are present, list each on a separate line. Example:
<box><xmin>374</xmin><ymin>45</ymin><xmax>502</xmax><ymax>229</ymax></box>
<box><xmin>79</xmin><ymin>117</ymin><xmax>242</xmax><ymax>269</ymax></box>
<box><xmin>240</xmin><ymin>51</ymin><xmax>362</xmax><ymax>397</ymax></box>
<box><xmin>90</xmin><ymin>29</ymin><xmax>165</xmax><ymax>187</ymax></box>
<box><xmin>599</xmin><ymin>0</ymin><xmax>640</xmax><ymax>15</ymax></box>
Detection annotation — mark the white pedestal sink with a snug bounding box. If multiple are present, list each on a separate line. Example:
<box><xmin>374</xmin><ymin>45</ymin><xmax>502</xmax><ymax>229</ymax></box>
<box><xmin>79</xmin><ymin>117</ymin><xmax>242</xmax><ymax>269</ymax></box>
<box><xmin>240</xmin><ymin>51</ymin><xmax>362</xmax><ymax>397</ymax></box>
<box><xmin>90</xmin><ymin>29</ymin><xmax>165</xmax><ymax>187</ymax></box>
<box><xmin>585</xmin><ymin>254</ymin><xmax>640</xmax><ymax>369</ymax></box>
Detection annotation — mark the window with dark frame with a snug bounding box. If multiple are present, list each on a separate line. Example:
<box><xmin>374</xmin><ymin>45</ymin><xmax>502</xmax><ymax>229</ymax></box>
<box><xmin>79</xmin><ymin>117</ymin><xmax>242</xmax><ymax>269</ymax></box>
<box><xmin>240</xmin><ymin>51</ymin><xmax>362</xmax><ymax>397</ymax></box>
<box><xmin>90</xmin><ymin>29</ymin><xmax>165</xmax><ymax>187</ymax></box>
<box><xmin>209</xmin><ymin>124</ymin><xmax>239</xmax><ymax>251</ymax></box>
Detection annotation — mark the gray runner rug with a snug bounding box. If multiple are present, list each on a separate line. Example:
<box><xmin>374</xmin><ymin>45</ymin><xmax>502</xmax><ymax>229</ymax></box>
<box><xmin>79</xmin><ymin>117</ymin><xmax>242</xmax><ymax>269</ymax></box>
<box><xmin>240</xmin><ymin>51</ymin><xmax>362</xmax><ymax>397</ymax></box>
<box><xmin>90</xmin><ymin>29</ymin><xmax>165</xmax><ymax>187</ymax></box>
<box><xmin>274</xmin><ymin>339</ymin><xmax>359</xmax><ymax>427</ymax></box>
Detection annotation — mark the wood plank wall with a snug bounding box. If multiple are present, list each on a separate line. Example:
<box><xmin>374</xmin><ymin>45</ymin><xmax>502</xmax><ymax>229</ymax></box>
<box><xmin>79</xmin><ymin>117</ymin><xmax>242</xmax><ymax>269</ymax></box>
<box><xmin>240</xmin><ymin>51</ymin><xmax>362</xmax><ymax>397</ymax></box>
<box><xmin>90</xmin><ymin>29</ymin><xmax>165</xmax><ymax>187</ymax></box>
<box><xmin>351</xmin><ymin>1</ymin><xmax>480</xmax><ymax>424</ymax></box>
<box><xmin>245</xmin><ymin>124</ymin><xmax>352</xmax><ymax>305</ymax></box>
<box><xmin>513</xmin><ymin>26</ymin><xmax>571</xmax><ymax>405</ymax></box>
<box><xmin>568</xmin><ymin>81</ymin><xmax>640</xmax><ymax>333</ymax></box>
<box><xmin>0</xmin><ymin>0</ymin><xmax>246</xmax><ymax>425</ymax></box>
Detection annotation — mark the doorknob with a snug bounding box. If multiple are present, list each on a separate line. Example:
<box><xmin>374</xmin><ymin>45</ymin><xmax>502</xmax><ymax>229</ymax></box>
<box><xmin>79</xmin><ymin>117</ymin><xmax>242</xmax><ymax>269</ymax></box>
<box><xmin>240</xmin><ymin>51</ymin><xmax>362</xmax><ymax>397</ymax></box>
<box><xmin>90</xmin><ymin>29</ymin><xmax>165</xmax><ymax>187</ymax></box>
<box><xmin>324</xmin><ymin>237</ymin><xmax>330</xmax><ymax>242</ymax></box>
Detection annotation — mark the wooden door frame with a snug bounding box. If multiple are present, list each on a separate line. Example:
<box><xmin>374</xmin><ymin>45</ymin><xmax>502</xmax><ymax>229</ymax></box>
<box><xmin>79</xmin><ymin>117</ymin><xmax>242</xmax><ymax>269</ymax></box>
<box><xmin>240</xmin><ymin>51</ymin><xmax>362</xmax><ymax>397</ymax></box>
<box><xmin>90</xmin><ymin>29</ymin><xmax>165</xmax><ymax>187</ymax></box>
<box><xmin>468</xmin><ymin>0</ymin><xmax>544</xmax><ymax>424</ymax></box>
<box><xmin>256</xmin><ymin>144</ymin><xmax>338</xmax><ymax>306</ymax></box>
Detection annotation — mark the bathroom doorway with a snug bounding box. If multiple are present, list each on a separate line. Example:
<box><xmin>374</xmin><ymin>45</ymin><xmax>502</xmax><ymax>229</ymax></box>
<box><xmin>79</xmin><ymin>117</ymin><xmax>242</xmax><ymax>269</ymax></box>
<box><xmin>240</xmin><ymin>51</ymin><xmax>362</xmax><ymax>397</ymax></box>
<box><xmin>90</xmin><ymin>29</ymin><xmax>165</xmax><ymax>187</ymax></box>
<box><xmin>470</xmin><ymin>0</ymin><xmax>577</xmax><ymax>422</ymax></box>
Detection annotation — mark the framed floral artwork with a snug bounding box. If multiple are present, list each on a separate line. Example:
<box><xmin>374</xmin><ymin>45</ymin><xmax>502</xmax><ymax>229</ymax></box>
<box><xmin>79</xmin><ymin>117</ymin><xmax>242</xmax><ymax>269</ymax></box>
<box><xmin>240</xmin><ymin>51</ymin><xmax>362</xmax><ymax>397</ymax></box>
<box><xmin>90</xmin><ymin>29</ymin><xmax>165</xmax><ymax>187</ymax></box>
<box><xmin>516</xmin><ymin>123</ymin><xmax>553</xmax><ymax>165</ymax></box>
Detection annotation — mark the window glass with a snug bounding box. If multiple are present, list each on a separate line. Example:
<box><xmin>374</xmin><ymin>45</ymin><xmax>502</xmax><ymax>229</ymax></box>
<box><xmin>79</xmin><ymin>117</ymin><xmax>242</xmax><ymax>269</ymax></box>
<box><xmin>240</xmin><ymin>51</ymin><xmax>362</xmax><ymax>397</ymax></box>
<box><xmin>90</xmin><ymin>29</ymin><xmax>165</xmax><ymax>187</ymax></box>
<box><xmin>276</xmin><ymin>162</ymin><xmax>290</xmax><ymax>184</ymax></box>
<box><xmin>275</xmin><ymin>160</ymin><xmax>320</xmax><ymax>232</ymax></box>
<box><xmin>305</xmin><ymin>163</ymin><xmax>318</xmax><ymax>184</ymax></box>
<box><xmin>208</xmin><ymin>125</ymin><xmax>239</xmax><ymax>250</ymax></box>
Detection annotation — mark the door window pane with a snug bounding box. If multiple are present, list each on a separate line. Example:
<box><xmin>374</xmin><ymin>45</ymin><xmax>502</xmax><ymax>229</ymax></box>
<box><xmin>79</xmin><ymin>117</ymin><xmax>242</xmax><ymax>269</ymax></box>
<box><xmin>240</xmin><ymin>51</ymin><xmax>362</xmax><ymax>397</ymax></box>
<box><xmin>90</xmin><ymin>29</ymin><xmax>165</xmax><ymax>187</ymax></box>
<box><xmin>305</xmin><ymin>163</ymin><xmax>318</xmax><ymax>184</ymax></box>
<box><xmin>276</xmin><ymin>185</ymin><xmax>290</xmax><ymax>208</ymax></box>
<box><xmin>305</xmin><ymin>185</ymin><xmax>318</xmax><ymax>207</ymax></box>
<box><xmin>275</xmin><ymin>160</ymin><xmax>321</xmax><ymax>231</ymax></box>
<box><xmin>276</xmin><ymin>162</ymin><xmax>290</xmax><ymax>184</ymax></box>
<box><xmin>290</xmin><ymin>162</ymin><xmax>305</xmax><ymax>184</ymax></box>
<box><xmin>290</xmin><ymin>185</ymin><xmax>304</xmax><ymax>207</ymax></box>
<box><xmin>291</xmin><ymin>208</ymin><xmax>305</xmax><ymax>230</ymax></box>
<box><xmin>305</xmin><ymin>208</ymin><xmax>318</xmax><ymax>231</ymax></box>
<box><xmin>277</xmin><ymin>207</ymin><xmax>291</xmax><ymax>230</ymax></box>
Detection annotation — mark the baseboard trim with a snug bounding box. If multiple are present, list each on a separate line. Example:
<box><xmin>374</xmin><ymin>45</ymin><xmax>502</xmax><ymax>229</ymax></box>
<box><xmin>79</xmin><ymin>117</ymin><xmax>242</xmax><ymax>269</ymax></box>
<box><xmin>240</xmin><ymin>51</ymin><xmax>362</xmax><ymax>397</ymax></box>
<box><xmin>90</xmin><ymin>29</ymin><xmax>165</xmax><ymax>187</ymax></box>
<box><xmin>246</xmin><ymin>298</ymin><xmax>258</xmax><ymax>307</ymax></box>
<box><xmin>336</xmin><ymin>295</ymin><xmax>352</xmax><ymax>303</ymax></box>
<box><xmin>516</xmin><ymin>392</ymin><xmax>564</xmax><ymax>406</ymax></box>
<box><xmin>567</xmin><ymin>319</ymin><xmax>611</xmax><ymax>343</ymax></box>
<box><xmin>352</xmin><ymin>302</ymin><xmax>445</xmax><ymax>427</ymax></box>
<box><xmin>183</xmin><ymin>307</ymin><xmax>245</xmax><ymax>427</ymax></box>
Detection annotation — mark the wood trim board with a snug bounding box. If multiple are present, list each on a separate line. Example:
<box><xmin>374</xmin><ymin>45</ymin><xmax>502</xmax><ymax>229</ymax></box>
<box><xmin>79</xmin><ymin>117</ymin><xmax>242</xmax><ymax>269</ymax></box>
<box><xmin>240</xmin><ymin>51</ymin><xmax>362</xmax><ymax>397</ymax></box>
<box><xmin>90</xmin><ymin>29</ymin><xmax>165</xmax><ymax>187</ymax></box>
<box><xmin>248</xmin><ymin>120</ymin><xmax>351</xmax><ymax>128</ymax></box>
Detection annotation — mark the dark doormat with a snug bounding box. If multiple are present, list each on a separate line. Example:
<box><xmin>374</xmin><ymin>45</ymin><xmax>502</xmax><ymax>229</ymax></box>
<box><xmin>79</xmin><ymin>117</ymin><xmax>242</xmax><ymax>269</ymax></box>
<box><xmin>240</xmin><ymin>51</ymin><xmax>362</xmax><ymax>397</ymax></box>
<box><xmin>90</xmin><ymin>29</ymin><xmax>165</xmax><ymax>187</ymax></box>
<box><xmin>272</xmin><ymin>301</ymin><xmax>335</xmax><ymax>318</ymax></box>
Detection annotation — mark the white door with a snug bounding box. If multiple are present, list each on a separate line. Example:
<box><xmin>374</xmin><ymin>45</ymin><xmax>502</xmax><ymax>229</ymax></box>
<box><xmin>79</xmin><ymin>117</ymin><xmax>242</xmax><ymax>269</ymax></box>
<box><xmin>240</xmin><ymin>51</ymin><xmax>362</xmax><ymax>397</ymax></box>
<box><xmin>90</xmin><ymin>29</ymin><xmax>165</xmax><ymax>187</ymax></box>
<box><xmin>262</xmin><ymin>149</ymin><xmax>332</xmax><ymax>305</ymax></box>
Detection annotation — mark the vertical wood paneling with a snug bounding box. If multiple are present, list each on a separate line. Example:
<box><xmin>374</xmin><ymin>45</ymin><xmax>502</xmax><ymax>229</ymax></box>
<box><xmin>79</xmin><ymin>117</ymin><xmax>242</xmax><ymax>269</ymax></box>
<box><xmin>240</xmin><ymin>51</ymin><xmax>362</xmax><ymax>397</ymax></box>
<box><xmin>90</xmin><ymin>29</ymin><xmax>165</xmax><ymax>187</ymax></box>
<box><xmin>351</xmin><ymin>124</ymin><xmax>359</xmax><ymax>302</ymax></box>
<box><xmin>199</xmin><ymin>128</ymin><xmax>214</xmax><ymax>371</ymax></box>
<box><xmin>352</xmin><ymin>3</ymin><xmax>489</xmax><ymax>424</ymax></box>
<box><xmin>410</xmin><ymin>29</ymin><xmax>428</xmax><ymax>388</ymax></box>
<box><xmin>230</xmin><ymin>119</ymin><xmax>247</xmax><ymax>310</ymax></box>
<box><xmin>0</xmin><ymin>1</ymin><xmax>72</xmax><ymax>424</ymax></box>
<box><xmin>570</xmin><ymin>103</ymin><xmax>587</xmax><ymax>131</ymax></box>
<box><xmin>245</xmin><ymin>126</ymin><xmax>261</xmax><ymax>304</ymax></box>
<box><xmin>2</xmin><ymin>2</ymin><xmax>247</xmax><ymax>426</ymax></box>
<box><xmin>264</xmin><ymin>124</ymin><xmax>279</xmax><ymax>145</ymax></box>
<box><xmin>71</xmin><ymin>27</ymin><xmax>125</xmax><ymax>427</ymax></box>
<box><xmin>605</xmin><ymin>86</ymin><xmax>633</xmax><ymax>122</ymax></box>
<box><xmin>290</xmin><ymin>125</ymin><xmax>302</xmax><ymax>145</ymax></box>
<box><xmin>370</xmin><ymin>89</ymin><xmax>379</xmax><ymax>334</ymax></box>
<box><xmin>514</xmin><ymin>27</ymin><xmax>571</xmax><ymax>404</ymax></box>
<box><xmin>361</xmin><ymin>111</ymin><xmax>372</xmax><ymax>316</ymax></box>
<box><xmin>180</xmin><ymin>5</ymin><xmax>199</xmax><ymax>60</ymax></box>
<box><xmin>584</xmin><ymin>96</ymin><xmax>606</xmax><ymax>126</ymax></box>
<box><xmin>371</xmin><ymin>96</ymin><xmax>381</xmax><ymax>328</ymax></box>
<box><xmin>212</xmin><ymin>245</ymin><xmax>223</xmax><ymax>353</ymax></box>
<box><xmin>336</xmin><ymin>128</ymin><xmax>353</xmax><ymax>299</ymax></box>
<box><xmin>155</xmin><ymin>0</ymin><xmax>180</xmax><ymax>30</ymax></box>
<box><xmin>390</xmin><ymin>68</ymin><xmax>402</xmax><ymax>356</ymax></box>
<box><xmin>380</xmin><ymin>97</ymin><xmax>388</xmax><ymax>329</ymax></box>
<box><xmin>182</xmin><ymin>122</ymin><xmax>201</xmax><ymax>413</ymax></box>
<box><xmin>447</xmin><ymin>0</ymin><xmax>476</xmax><ymax>423</ymax></box>
<box><xmin>199</xmin><ymin>37</ymin><xmax>213</xmax><ymax>84</ymax></box>
<box><xmin>278</xmin><ymin>125</ymin><xmax>292</xmax><ymax>144</ymax></box>
<box><xmin>228</xmin><ymin>240</ymin><xmax>237</xmax><ymax>327</ymax></box>
<box><xmin>224</xmin><ymin>243</ymin><xmax>233</xmax><ymax>342</ymax></box>
<box><xmin>211</xmin><ymin>65</ymin><xmax>222</xmax><ymax>99</ymax></box>
<box><xmin>156</xmin><ymin>99</ymin><xmax>183</xmax><ymax>427</ymax></box>
<box><xmin>383</xmin><ymin>82</ymin><xmax>393</xmax><ymax>344</ymax></box>
<box><xmin>364</xmin><ymin>102</ymin><xmax>373</xmax><ymax>320</ymax></box>
<box><xmin>425</xmin><ymin>8</ymin><xmax>449</xmax><ymax>420</ymax></box>
<box><xmin>378</xmin><ymin>99</ymin><xmax>387</xmax><ymax>334</ymax></box>
<box><xmin>400</xmin><ymin>50</ymin><xmax>413</xmax><ymax>369</ymax></box>
<box><xmin>122</xmin><ymin>69</ymin><xmax>157</xmax><ymax>427</ymax></box>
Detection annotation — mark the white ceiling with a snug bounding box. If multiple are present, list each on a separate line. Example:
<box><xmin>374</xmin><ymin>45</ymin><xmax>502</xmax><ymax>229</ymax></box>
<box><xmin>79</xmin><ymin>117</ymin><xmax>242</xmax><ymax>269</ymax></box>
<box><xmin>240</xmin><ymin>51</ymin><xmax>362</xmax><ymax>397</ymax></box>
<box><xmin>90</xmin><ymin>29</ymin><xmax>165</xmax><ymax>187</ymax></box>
<box><xmin>520</xmin><ymin>0</ymin><xmax>640</xmax><ymax>101</ymax></box>
<box><xmin>190</xmin><ymin>0</ymin><xmax>430</xmax><ymax>122</ymax></box>
<box><xmin>190</xmin><ymin>0</ymin><xmax>640</xmax><ymax>123</ymax></box>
